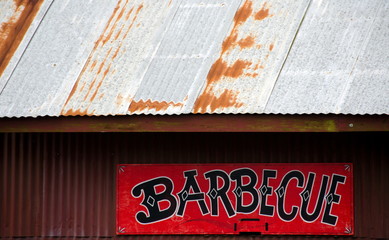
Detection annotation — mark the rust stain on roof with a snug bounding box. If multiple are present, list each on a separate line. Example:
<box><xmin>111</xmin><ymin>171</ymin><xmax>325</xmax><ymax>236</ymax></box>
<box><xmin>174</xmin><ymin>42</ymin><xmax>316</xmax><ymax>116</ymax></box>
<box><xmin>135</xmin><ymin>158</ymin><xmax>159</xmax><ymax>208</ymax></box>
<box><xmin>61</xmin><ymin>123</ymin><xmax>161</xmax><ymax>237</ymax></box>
<box><xmin>100</xmin><ymin>0</ymin><xmax>128</xmax><ymax>46</ymax></box>
<box><xmin>254</xmin><ymin>2</ymin><xmax>271</xmax><ymax>21</ymax></box>
<box><xmin>0</xmin><ymin>0</ymin><xmax>44</xmax><ymax>77</ymax></box>
<box><xmin>129</xmin><ymin>99</ymin><xmax>183</xmax><ymax>113</ymax></box>
<box><xmin>193</xmin><ymin>89</ymin><xmax>243</xmax><ymax>114</ymax></box>
<box><xmin>112</xmin><ymin>47</ymin><xmax>121</xmax><ymax>60</ymax></box>
<box><xmin>237</xmin><ymin>35</ymin><xmax>256</xmax><ymax>49</ymax></box>
<box><xmin>61</xmin><ymin>108</ymin><xmax>89</xmax><ymax>116</ymax></box>
<box><xmin>254</xmin><ymin>62</ymin><xmax>264</xmax><ymax>70</ymax></box>
<box><xmin>224</xmin><ymin>60</ymin><xmax>252</xmax><ymax>78</ymax></box>
<box><xmin>194</xmin><ymin>0</ymin><xmax>275</xmax><ymax>113</ymax></box>
<box><xmin>205</xmin><ymin>58</ymin><xmax>253</xmax><ymax>84</ymax></box>
<box><xmin>234</xmin><ymin>0</ymin><xmax>253</xmax><ymax>26</ymax></box>
<box><xmin>269</xmin><ymin>43</ymin><xmax>274</xmax><ymax>51</ymax></box>
<box><xmin>90</xmin><ymin>60</ymin><xmax>97</xmax><ymax>71</ymax></box>
<box><xmin>62</xmin><ymin>1</ymin><xmax>144</xmax><ymax>116</ymax></box>
<box><xmin>221</xmin><ymin>0</ymin><xmax>253</xmax><ymax>54</ymax></box>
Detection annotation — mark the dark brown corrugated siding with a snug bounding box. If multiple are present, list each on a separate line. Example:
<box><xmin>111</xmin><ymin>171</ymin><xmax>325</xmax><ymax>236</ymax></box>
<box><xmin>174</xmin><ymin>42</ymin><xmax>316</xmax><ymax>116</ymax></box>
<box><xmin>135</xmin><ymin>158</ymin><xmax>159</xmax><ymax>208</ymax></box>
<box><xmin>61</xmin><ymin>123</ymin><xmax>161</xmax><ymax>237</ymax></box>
<box><xmin>1</xmin><ymin>132</ymin><xmax>388</xmax><ymax>239</ymax></box>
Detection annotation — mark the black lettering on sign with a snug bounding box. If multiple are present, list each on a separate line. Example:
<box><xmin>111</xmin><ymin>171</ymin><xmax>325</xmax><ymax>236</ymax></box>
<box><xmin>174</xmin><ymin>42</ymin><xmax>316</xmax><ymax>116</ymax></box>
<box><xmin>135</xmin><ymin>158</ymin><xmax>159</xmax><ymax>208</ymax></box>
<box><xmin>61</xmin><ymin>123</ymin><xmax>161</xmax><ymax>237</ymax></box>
<box><xmin>300</xmin><ymin>173</ymin><xmax>329</xmax><ymax>222</ymax></box>
<box><xmin>259</xmin><ymin>169</ymin><xmax>277</xmax><ymax>216</ymax></box>
<box><xmin>132</xmin><ymin>177</ymin><xmax>177</xmax><ymax>224</ymax></box>
<box><xmin>177</xmin><ymin>170</ymin><xmax>209</xmax><ymax>216</ymax></box>
<box><xmin>322</xmin><ymin>174</ymin><xmax>346</xmax><ymax>226</ymax></box>
<box><xmin>230</xmin><ymin>168</ymin><xmax>259</xmax><ymax>214</ymax></box>
<box><xmin>204</xmin><ymin>170</ymin><xmax>235</xmax><ymax>217</ymax></box>
<box><xmin>276</xmin><ymin>170</ymin><xmax>304</xmax><ymax>222</ymax></box>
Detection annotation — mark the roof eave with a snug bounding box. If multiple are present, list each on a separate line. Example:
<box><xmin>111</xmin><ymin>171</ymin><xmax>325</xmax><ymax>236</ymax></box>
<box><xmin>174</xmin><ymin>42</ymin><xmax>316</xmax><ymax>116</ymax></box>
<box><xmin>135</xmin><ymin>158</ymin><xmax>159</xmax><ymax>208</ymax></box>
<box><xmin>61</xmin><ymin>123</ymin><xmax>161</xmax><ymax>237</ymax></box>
<box><xmin>0</xmin><ymin>114</ymin><xmax>387</xmax><ymax>132</ymax></box>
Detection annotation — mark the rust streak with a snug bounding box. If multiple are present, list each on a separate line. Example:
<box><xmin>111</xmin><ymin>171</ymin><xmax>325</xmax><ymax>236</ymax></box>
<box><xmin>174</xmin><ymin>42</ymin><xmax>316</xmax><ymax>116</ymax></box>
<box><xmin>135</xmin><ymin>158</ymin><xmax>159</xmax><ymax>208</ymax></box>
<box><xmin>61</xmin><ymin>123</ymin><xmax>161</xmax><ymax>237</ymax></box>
<box><xmin>193</xmin><ymin>0</ymin><xmax>257</xmax><ymax>114</ymax></box>
<box><xmin>127</xmin><ymin>5</ymin><xmax>143</xmax><ymax>32</ymax></box>
<box><xmin>237</xmin><ymin>35</ymin><xmax>255</xmax><ymax>49</ymax></box>
<box><xmin>221</xmin><ymin>33</ymin><xmax>238</xmax><ymax>54</ymax></box>
<box><xmin>206</xmin><ymin>59</ymin><xmax>228</xmax><ymax>84</ymax></box>
<box><xmin>89</xmin><ymin>80</ymin><xmax>104</xmax><ymax>102</ymax></box>
<box><xmin>64</xmin><ymin>79</ymin><xmax>80</xmax><ymax>106</ymax></box>
<box><xmin>135</xmin><ymin>4</ymin><xmax>144</xmax><ymax>14</ymax></box>
<box><xmin>62</xmin><ymin>1</ymin><xmax>142</xmax><ymax>115</ymax></box>
<box><xmin>90</xmin><ymin>60</ymin><xmax>97</xmax><ymax>71</ymax></box>
<box><xmin>89</xmin><ymin>63</ymin><xmax>111</xmax><ymax>102</ymax></box>
<box><xmin>62</xmin><ymin>0</ymin><xmax>125</xmax><ymax>110</ymax></box>
<box><xmin>125</xmin><ymin>7</ymin><xmax>134</xmax><ymax>21</ymax></box>
<box><xmin>0</xmin><ymin>0</ymin><xmax>44</xmax><ymax>77</ymax></box>
<box><xmin>221</xmin><ymin>0</ymin><xmax>253</xmax><ymax>54</ymax></box>
<box><xmin>84</xmin><ymin>76</ymin><xmax>98</xmax><ymax>101</ymax></box>
<box><xmin>234</xmin><ymin>0</ymin><xmax>253</xmax><ymax>27</ymax></box>
<box><xmin>101</xmin><ymin>0</ymin><xmax>129</xmax><ymax>45</ymax></box>
<box><xmin>112</xmin><ymin>4</ymin><xmax>142</xmax><ymax>61</ymax></box>
<box><xmin>114</xmin><ymin>26</ymin><xmax>124</xmax><ymax>40</ymax></box>
<box><xmin>129</xmin><ymin>99</ymin><xmax>183</xmax><ymax>113</ymax></box>
<box><xmin>102</xmin><ymin>22</ymin><xmax>117</xmax><ymax>45</ymax></box>
<box><xmin>122</xmin><ymin>4</ymin><xmax>143</xmax><ymax>41</ymax></box>
<box><xmin>269</xmin><ymin>43</ymin><xmax>274</xmax><ymax>51</ymax></box>
<box><xmin>254</xmin><ymin>3</ymin><xmax>270</xmax><ymax>21</ymax></box>
<box><xmin>116</xmin><ymin>1</ymin><xmax>127</xmax><ymax>21</ymax></box>
<box><xmin>206</xmin><ymin>58</ymin><xmax>252</xmax><ymax>84</ymax></box>
<box><xmin>61</xmin><ymin>108</ymin><xmax>89</xmax><ymax>116</ymax></box>
<box><xmin>97</xmin><ymin>62</ymin><xmax>105</xmax><ymax>75</ymax></box>
<box><xmin>246</xmin><ymin>73</ymin><xmax>259</xmax><ymax>78</ymax></box>
<box><xmin>193</xmin><ymin>88</ymin><xmax>243</xmax><ymax>114</ymax></box>
<box><xmin>253</xmin><ymin>62</ymin><xmax>261</xmax><ymax>70</ymax></box>
<box><xmin>84</xmin><ymin>2</ymin><xmax>137</xmax><ymax>103</ymax></box>
<box><xmin>112</xmin><ymin>47</ymin><xmax>121</xmax><ymax>60</ymax></box>
<box><xmin>95</xmin><ymin>0</ymin><xmax>123</xmax><ymax>47</ymax></box>
<box><xmin>13</xmin><ymin>0</ymin><xmax>24</xmax><ymax>5</ymax></box>
<box><xmin>224</xmin><ymin>60</ymin><xmax>252</xmax><ymax>79</ymax></box>
<box><xmin>79</xmin><ymin>82</ymin><xmax>86</xmax><ymax>93</ymax></box>
<box><xmin>96</xmin><ymin>47</ymin><xmax>112</xmax><ymax>74</ymax></box>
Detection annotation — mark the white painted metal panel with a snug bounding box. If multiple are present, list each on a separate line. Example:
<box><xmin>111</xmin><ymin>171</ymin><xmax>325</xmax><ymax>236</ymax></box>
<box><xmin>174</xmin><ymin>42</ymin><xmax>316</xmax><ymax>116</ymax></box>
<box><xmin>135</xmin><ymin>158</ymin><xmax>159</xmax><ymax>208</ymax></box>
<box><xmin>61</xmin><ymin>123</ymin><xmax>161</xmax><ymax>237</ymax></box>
<box><xmin>264</xmin><ymin>0</ymin><xmax>389</xmax><ymax>114</ymax></box>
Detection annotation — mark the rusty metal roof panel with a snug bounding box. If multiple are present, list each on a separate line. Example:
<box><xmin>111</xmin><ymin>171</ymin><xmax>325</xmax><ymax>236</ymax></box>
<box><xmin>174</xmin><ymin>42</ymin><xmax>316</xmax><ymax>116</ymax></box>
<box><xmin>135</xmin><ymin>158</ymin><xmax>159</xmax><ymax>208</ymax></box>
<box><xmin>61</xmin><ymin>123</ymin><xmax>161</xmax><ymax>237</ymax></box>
<box><xmin>63</xmin><ymin>0</ymin><xmax>244</xmax><ymax>116</ymax></box>
<box><xmin>128</xmin><ymin>0</ymin><xmax>243</xmax><ymax>115</ymax></box>
<box><xmin>192</xmin><ymin>0</ymin><xmax>311</xmax><ymax>114</ymax></box>
<box><xmin>127</xmin><ymin>0</ymin><xmax>311</xmax><ymax>115</ymax></box>
<box><xmin>0</xmin><ymin>0</ymin><xmax>388</xmax><ymax>117</ymax></box>
<box><xmin>0</xmin><ymin>0</ymin><xmax>119</xmax><ymax>117</ymax></box>
<box><xmin>62</xmin><ymin>0</ymin><xmax>187</xmax><ymax>116</ymax></box>
<box><xmin>0</xmin><ymin>0</ymin><xmax>52</xmax><ymax>93</ymax></box>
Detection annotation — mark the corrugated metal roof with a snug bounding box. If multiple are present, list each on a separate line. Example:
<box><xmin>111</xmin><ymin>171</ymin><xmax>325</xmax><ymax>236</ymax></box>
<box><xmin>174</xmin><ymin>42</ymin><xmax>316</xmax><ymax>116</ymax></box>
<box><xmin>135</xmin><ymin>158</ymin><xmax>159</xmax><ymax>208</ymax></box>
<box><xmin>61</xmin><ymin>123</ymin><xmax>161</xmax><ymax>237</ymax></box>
<box><xmin>0</xmin><ymin>0</ymin><xmax>388</xmax><ymax>117</ymax></box>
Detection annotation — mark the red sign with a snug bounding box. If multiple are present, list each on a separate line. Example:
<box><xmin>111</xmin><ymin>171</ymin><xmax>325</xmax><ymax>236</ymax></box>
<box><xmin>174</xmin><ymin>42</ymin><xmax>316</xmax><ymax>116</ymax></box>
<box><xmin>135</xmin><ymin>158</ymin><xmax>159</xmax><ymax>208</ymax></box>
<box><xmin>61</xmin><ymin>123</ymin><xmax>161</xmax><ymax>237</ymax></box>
<box><xmin>117</xmin><ymin>163</ymin><xmax>353</xmax><ymax>235</ymax></box>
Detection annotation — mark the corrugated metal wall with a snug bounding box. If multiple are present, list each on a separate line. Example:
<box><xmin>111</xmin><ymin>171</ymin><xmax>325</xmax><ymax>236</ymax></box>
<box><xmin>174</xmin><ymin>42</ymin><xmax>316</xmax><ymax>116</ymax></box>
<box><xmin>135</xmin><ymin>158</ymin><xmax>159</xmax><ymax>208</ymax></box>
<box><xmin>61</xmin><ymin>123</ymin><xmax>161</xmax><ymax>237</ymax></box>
<box><xmin>1</xmin><ymin>132</ymin><xmax>388</xmax><ymax>239</ymax></box>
